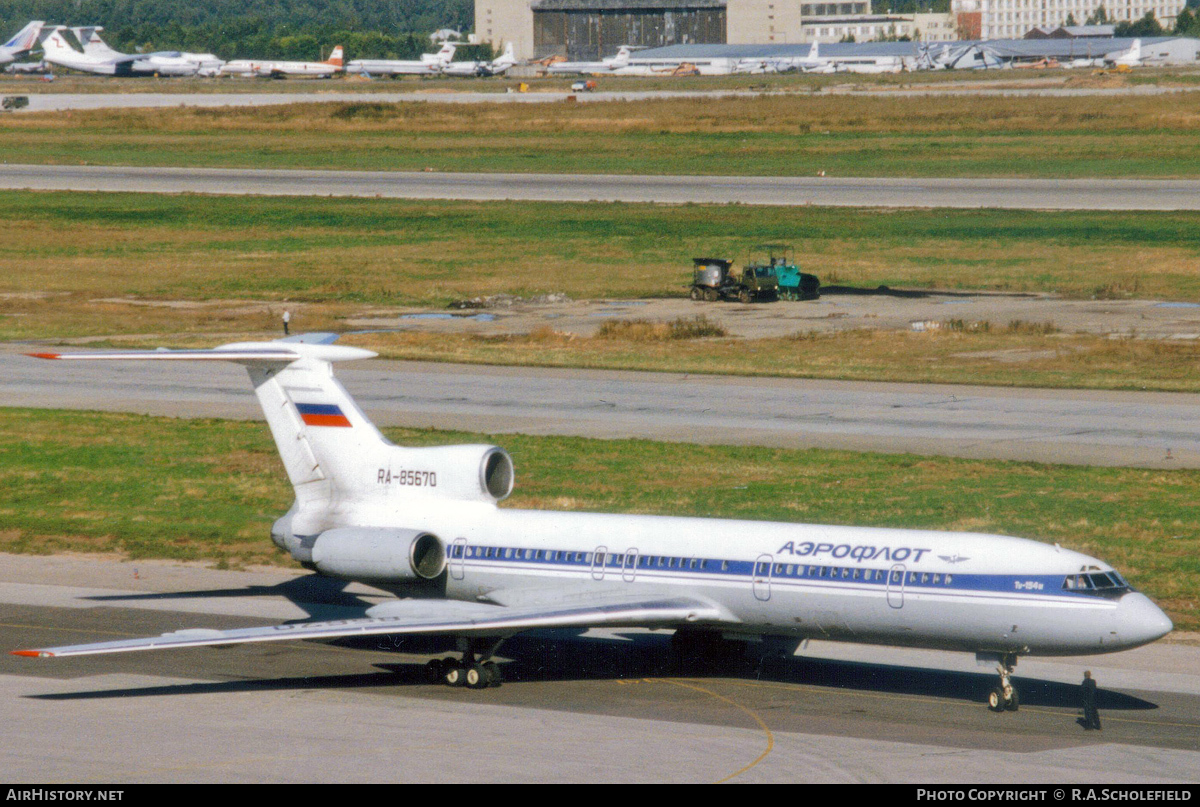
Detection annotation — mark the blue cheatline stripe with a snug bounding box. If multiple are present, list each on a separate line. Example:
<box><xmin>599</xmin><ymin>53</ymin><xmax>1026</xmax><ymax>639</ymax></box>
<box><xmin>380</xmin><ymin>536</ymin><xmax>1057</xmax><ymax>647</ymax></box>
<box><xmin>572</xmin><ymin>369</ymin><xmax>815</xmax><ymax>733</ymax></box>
<box><xmin>449</xmin><ymin>544</ymin><xmax>1123</xmax><ymax>602</ymax></box>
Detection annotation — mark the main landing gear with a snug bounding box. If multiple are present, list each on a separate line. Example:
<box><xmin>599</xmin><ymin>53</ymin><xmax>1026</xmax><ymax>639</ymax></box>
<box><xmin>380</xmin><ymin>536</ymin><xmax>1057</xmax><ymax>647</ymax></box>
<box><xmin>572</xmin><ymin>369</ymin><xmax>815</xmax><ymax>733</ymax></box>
<box><xmin>425</xmin><ymin>638</ymin><xmax>504</xmax><ymax>690</ymax></box>
<box><xmin>987</xmin><ymin>654</ymin><xmax>1020</xmax><ymax>713</ymax></box>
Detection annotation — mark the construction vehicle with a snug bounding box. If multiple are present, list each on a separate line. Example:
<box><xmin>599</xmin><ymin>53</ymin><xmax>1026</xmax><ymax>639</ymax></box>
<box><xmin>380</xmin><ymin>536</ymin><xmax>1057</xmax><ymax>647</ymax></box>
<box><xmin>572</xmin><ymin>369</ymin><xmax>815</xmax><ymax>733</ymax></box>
<box><xmin>748</xmin><ymin>244</ymin><xmax>820</xmax><ymax>301</ymax></box>
<box><xmin>690</xmin><ymin>257</ymin><xmax>778</xmax><ymax>303</ymax></box>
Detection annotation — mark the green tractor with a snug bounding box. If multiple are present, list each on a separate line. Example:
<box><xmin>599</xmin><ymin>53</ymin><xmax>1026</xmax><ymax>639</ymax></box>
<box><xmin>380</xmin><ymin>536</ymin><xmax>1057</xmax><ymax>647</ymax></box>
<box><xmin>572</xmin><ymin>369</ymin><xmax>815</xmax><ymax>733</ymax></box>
<box><xmin>690</xmin><ymin>257</ymin><xmax>779</xmax><ymax>303</ymax></box>
<box><xmin>748</xmin><ymin>244</ymin><xmax>820</xmax><ymax>301</ymax></box>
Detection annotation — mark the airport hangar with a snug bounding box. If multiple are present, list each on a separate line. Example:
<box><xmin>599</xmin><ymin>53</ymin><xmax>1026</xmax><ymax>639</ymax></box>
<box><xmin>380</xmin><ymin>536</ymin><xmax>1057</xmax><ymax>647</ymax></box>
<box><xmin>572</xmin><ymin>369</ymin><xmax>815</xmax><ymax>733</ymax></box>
<box><xmin>474</xmin><ymin>0</ymin><xmax>1188</xmax><ymax>61</ymax></box>
<box><xmin>477</xmin><ymin>0</ymin><xmax>959</xmax><ymax>61</ymax></box>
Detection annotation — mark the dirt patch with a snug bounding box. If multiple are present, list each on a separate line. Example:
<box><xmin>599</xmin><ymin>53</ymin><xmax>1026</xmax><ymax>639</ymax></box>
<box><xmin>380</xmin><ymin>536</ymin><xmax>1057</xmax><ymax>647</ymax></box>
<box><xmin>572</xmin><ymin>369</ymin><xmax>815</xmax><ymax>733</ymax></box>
<box><xmin>342</xmin><ymin>289</ymin><xmax>1200</xmax><ymax>342</ymax></box>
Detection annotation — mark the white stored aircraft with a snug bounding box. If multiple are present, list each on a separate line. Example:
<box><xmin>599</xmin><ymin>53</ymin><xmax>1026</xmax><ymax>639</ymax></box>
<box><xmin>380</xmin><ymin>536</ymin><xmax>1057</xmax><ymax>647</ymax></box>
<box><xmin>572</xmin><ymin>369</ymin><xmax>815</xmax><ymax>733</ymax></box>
<box><xmin>12</xmin><ymin>338</ymin><xmax>1174</xmax><ymax>707</ymax></box>
<box><xmin>441</xmin><ymin>43</ymin><xmax>517</xmax><ymax>77</ymax></box>
<box><xmin>544</xmin><ymin>45</ymin><xmax>633</xmax><ymax>75</ymax></box>
<box><xmin>73</xmin><ymin>27</ymin><xmax>223</xmax><ymax>77</ymax></box>
<box><xmin>0</xmin><ymin>20</ymin><xmax>43</xmax><ymax>65</ymax></box>
<box><xmin>41</xmin><ymin>26</ymin><xmax>145</xmax><ymax>75</ymax></box>
<box><xmin>221</xmin><ymin>46</ymin><xmax>343</xmax><ymax>78</ymax></box>
<box><xmin>757</xmin><ymin>42</ymin><xmax>836</xmax><ymax>74</ymax></box>
<box><xmin>345</xmin><ymin>42</ymin><xmax>457</xmax><ymax>77</ymax></box>
<box><xmin>1107</xmin><ymin>38</ymin><xmax>1144</xmax><ymax>68</ymax></box>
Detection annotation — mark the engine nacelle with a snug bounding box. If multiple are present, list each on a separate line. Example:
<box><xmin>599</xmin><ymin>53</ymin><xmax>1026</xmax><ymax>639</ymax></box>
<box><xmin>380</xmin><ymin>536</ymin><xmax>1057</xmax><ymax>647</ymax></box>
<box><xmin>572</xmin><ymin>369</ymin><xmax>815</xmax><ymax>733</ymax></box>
<box><xmin>310</xmin><ymin>527</ymin><xmax>446</xmax><ymax>583</ymax></box>
<box><xmin>375</xmin><ymin>445</ymin><xmax>514</xmax><ymax>504</ymax></box>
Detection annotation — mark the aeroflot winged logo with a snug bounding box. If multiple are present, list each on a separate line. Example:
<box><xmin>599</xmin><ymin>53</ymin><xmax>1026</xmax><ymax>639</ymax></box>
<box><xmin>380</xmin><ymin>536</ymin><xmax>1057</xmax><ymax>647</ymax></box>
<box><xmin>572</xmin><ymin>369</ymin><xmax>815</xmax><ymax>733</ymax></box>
<box><xmin>295</xmin><ymin>402</ymin><xmax>352</xmax><ymax>428</ymax></box>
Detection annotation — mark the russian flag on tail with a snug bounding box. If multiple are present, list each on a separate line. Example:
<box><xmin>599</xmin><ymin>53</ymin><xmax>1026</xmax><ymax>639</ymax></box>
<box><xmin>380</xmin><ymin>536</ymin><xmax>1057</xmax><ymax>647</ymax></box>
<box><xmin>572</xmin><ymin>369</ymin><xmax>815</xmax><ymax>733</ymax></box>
<box><xmin>296</xmin><ymin>402</ymin><xmax>352</xmax><ymax>428</ymax></box>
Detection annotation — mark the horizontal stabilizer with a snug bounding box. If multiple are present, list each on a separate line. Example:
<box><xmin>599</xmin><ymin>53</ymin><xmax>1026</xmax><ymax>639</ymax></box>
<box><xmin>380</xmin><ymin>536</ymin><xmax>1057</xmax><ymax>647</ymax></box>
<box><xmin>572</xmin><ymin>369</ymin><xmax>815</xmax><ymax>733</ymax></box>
<box><xmin>27</xmin><ymin>338</ymin><xmax>375</xmax><ymax>365</ymax></box>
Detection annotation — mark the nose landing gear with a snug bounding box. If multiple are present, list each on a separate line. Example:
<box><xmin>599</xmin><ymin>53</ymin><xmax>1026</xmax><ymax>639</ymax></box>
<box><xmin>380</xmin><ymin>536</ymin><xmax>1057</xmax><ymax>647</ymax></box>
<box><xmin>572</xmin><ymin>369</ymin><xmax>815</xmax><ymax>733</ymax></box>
<box><xmin>987</xmin><ymin>654</ymin><xmax>1019</xmax><ymax>712</ymax></box>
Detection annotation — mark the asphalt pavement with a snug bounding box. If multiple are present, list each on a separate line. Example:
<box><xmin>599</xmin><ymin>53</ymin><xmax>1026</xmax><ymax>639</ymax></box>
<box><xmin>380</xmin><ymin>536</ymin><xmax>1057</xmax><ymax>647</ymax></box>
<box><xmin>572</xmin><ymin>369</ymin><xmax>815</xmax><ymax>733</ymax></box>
<box><xmin>3</xmin><ymin>163</ymin><xmax>1200</xmax><ymax>210</ymax></box>
<box><xmin>4</xmin><ymin>347</ymin><xmax>1199</xmax><ymax>468</ymax></box>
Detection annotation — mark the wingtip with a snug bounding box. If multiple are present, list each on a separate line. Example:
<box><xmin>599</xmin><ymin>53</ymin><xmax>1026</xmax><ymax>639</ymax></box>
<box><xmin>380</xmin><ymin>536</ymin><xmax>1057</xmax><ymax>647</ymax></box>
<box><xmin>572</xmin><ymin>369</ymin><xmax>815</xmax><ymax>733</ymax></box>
<box><xmin>11</xmin><ymin>649</ymin><xmax>52</xmax><ymax>658</ymax></box>
<box><xmin>24</xmin><ymin>352</ymin><xmax>61</xmax><ymax>360</ymax></box>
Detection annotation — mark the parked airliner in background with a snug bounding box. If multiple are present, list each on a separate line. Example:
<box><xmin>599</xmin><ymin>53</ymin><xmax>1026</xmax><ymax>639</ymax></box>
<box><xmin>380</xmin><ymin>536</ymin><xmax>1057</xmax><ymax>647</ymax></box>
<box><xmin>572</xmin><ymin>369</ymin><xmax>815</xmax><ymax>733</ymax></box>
<box><xmin>345</xmin><ymin>42</ymin><xmax>456</xmax><ymax>77</ymax></box>
<box><xmin>13</xmin><ymin>338</ymin><xmax>1173</xmax><ymax>709</ymax></box>
<box><xmin>1108</xmin><ymin>38</ymin><xmax>1144</xmax><ymax>68</ymax></box>
<box><xmin>773</xmin><ymin>41</ymin><xmax>836</xmax><ymax>74</ymax></box>
<box><xmin>0</xmin><ymin>20</ymin><xmax>43</xmax><ymax>65</ymax></box>
<box><xmin>543</xmin><ymin>45</ymin><xmax>634</xmax><ymax>75</ymax></box>
<box><xmin>41</xmin><ymin>26</ymin><xmax>144</xmax><ymax>75</ymax></box>
<box><xmin>441</xmin><ymin>43</ymin><xmax>517</xmax><ymax>77</ymax></box>
<box><xmin>74</xmin><ymin>27</ymin><xmax>223</xmax><ymax>76</ymax></box>
<box><xmin>221</xmin><ymin>46</ymin><xmax>343</xmax><ymax>78</ymax></box>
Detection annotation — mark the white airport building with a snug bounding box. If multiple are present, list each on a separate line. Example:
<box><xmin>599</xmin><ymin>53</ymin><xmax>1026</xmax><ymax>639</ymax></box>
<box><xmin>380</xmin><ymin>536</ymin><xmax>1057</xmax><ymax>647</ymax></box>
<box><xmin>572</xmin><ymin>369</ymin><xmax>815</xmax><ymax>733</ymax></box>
<box><xmin>951</xmin><ymin>0</ymin><xmax>1186</xmax><ymax>39</ymax></box>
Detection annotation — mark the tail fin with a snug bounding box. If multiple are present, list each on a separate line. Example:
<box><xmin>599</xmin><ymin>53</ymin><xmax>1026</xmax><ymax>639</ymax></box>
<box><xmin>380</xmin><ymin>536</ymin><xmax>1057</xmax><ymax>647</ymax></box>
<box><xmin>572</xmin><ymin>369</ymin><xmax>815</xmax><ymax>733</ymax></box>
<box><xmin>3</xmin><ymin>21</ymin><xmax>43</xmax><ymax>53</ymax></box>
<box><xmin>70</xmin><ymin>26</ymin><xmax>112</xmax><ymax>55</ymax></box>
<box><xmin>39</xmin><ymin>27</ymin><xmax>76</xmax><ymax>56</ymax></box>
<box><xmin>437</xmin><ymin>42</ymin><xmax>457</xmax><ymax>63</ymax></box>
<box><xmin>29</xmin><ymin>335</ymin><xmax>514</xmax><ymax>538</ymax></box>
<box><xmin>325</xmin><ymin>45</ymin><xmax>344</xmax><ymax>66</ymax></box>
<box><xmin>491</xmin><ymin>42</ymin><xmax>516</xmax><ymax>70</ymax></box>
<box><xmin>29</xmin><ymin>338</ymin><xmax>381</xmax><ymax>526</ymax></box>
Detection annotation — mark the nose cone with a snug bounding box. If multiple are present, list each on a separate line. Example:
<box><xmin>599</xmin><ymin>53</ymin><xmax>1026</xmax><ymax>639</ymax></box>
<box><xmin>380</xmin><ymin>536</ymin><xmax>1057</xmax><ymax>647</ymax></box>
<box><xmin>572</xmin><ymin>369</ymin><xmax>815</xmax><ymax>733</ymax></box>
<box><xmin>1116</xmin><ymin>592</ymin><xmax>1173</xmax><ymax>649</ymax></box>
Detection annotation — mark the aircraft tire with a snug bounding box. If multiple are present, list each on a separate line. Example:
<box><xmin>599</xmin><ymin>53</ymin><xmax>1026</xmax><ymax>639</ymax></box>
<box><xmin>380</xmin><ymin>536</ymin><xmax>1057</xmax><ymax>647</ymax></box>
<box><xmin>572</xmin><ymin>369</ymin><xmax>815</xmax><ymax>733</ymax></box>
<box><xmin>1006</xmin><ymin>688</ymin><xmax>1020</xmax><ymax>712</ymax></box>
<box><xmin>988</xmin><ymin>686</ymin><xmax>1005</xmax><ymax>712</ymax></box>
<box><xmin>465</xmin><ymin>663</ymin><xmax>489</xmax><ymax>689</ymax></box>
<box><xmin>484</xmin><ymin>661</ymin><xmax>502</xmax><ymax>687</ymax></box>
<box><xmin>424</xmin><ymin>658</ymin><xmax>444</xmax><ymax>683</ymax></box>
<box><xmin>444</xmin><ymin>660</ymin><xmax>465</xmax><ymax>687</ymax></box>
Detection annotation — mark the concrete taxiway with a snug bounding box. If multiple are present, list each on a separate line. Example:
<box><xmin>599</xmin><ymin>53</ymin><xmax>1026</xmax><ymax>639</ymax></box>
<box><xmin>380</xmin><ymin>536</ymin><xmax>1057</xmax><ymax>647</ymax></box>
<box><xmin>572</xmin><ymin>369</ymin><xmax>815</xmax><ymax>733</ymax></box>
<box><xmin>1</xmin><ymin>554</ymin><xmax>1197</xmax><ymax>783</ymax></box>
<box><xmin>2</xmin><ymin>163</ymin><xmax>1199</xmax><ymax>210</ymax></box>
<box><xmin>4</xmin><ymin>346</ymin><xmax>1199</xmax><ymax>468</ymax></box>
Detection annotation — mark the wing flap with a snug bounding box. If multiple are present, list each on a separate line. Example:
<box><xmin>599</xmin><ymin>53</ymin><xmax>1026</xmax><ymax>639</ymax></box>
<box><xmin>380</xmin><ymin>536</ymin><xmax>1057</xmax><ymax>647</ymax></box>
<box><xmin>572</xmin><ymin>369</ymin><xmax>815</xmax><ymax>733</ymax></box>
<box><xmin>11</xmin><ymin>595</ymin><xmax>730</xmax><ymax>658</ymax></box>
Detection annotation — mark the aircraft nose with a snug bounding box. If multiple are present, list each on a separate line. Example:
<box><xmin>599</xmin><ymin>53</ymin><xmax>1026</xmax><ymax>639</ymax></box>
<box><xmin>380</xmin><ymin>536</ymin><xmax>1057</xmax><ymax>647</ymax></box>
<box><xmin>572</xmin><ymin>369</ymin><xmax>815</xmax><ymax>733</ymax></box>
<box><xmin>1116</xmin><ymin>592</ymin><xmax>1173</xmax><ymax>648</ymax></box>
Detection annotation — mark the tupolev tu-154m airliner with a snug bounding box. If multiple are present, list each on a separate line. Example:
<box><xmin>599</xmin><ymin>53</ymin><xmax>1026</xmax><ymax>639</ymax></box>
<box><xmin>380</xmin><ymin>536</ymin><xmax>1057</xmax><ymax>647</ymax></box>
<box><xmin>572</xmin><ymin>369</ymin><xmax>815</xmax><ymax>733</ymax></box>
<box><xmin>12</xmin><ymin>336</ymin><xmax>1173</xmax><ymax>710</ymax></box>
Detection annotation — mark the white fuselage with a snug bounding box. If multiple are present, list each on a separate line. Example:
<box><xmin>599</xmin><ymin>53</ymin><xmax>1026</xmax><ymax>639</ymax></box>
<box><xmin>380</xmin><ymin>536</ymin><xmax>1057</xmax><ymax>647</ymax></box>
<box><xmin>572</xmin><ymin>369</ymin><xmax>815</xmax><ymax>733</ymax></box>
<box><xmin>345</xmin><ymin>59</ymin><xmax>441</xmax><ymax>76</ymax></box>
<box><xmin>328</xmin><ymin>497</ymin><xmax>1170</xmax><ymax>659</ymax></box>
<box><xmin>221</xmin><ymin>59</ymin><xmax>338</xmax><ymax>78</ymax></box>
<box><xmin>135</xmin><ymin>52</ymin><xmax>224</xmax><ymax>77</ymax></box>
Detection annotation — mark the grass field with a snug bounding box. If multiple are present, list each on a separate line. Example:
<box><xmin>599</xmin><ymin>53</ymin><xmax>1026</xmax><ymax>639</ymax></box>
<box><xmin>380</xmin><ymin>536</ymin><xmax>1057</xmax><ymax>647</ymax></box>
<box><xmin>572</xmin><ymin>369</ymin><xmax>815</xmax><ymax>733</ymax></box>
<box><xmin>3</xmin><ymin>91</ymin><xmax>1200</xmax><ymax>177</ymax></box>
<box><xmin>4</xmin><ymin>191</ymin><xmax>1200</xmax><ymax>310</ymax></box>
<box><xmin>1</xmin><ymin>406</ymin><xmax>1195</xmax><ymax>630</ymax></box>
<box><xmin>5</xmin><ymin>191</ymin><xmax>1200</xmax><ymax>391</ymax></box>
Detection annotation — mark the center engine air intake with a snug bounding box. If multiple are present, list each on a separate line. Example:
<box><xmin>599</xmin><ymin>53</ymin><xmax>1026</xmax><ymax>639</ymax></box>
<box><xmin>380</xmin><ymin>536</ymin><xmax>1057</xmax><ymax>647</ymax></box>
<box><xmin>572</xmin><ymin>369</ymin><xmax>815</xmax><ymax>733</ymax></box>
<box><xmin>377</xmin><ymin>444</ymin><xmax>515</xmax><ymax>503</ymax></box>
<box><xmin>310</xmin><ymin>527</ymin><xmax>445</xmax><ymax>583</ymax></box>
<box><xmin>481</xmin><ymin>447</ymin><xmax>514</xmax><ymax>501</ymax></box>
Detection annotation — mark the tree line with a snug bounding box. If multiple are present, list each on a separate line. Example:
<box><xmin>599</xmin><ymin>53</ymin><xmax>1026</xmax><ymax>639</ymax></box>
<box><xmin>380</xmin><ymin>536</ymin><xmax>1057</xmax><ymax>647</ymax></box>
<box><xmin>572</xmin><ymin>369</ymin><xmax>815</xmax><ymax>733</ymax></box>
<box><xmin>0</xmin><ymin>0</ymin><xmax>494</xmax><ymax>60</ymax></box>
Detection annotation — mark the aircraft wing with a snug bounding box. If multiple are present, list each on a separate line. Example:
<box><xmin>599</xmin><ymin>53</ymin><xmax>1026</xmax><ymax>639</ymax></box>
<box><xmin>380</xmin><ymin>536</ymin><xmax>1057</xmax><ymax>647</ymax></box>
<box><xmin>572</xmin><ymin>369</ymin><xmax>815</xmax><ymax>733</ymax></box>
<box><xmin>12</xmin><ymin>593</ymin><xmax>730</xmax><ymax>658</ymax></box>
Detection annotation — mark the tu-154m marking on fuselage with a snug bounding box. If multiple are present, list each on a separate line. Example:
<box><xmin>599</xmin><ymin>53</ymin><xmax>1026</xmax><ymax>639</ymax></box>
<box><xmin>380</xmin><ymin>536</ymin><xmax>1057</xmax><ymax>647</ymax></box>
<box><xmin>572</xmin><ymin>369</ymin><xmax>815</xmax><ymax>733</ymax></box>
<box><xmin>12</xmin><ymin>336</ymin><xmax>1172</xmax><ymax>706</ymax></box>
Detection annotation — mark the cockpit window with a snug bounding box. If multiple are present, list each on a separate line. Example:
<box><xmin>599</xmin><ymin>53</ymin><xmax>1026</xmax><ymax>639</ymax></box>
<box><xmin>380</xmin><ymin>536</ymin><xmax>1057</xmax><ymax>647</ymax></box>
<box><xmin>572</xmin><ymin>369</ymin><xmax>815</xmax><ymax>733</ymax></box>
<box><xmin>1063</xmin><ymin>571</ymin><xmax>1131</xmax><ymax>598</ymax></box>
